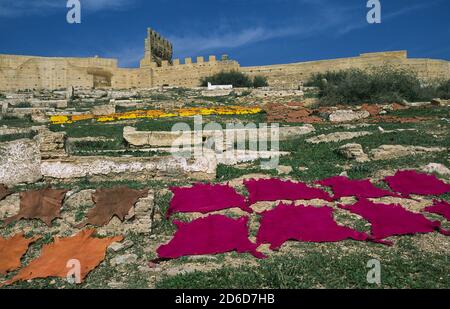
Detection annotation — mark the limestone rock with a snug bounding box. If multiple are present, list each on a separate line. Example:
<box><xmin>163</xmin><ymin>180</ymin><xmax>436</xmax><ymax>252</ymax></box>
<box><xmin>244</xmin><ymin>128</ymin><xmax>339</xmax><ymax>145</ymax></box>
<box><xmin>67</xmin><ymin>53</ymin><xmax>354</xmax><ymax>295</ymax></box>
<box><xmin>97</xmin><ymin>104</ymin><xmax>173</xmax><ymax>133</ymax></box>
<box><xmin>108</xmin><ymin>90</ymin><xmax>138</xmax><ymax>100</ymax></box>
<box><xmin>34</xmin><ymin>129</ymin><xmax>67</xmax><ymax>159</ymax></box>
<box><xmin>0</xmin><ymin>193</ymin><xmax>20</xmax><ymax>220</ymax></box>
<box><xmin>65</xmin><ymin>189</ymin><xmax>95</xmax><ymax>208</ymax></box>
<box><xmin>369</xmin><ymin>145</ymin><xmax>446</xmax><ymax>161</ymax></box>
<box><xmin>276</xmin><ymin>165</ymin><xmax>293</xmax><ymax>175</ymax></box>
<box><xmin>216</xmin><ymin>150</ymin><xmax>290</xmax><ymax>166</ymax></box>
<box><xmin>67</xmin><ymin>87</ymin><xmax>74</xmax><ymax>100</ymax></box>
<box><xmin>108</xmin><ymin>240</ymin><xmax>134</xmax><ymax>253</ymax></box>
<box><xmin>422</xmin><ymin>163</ymin><xmax>450</xmax><ymax>176</ymax></box>
<box><xmin>339</xmin><ymin>171</ymin><xmax>349</xmax><ymax>177</ymax></box>
<box><xmin>338</xmin><ymin>143</ymin><xmax>370</xmax><ymax>163</ymax></box>
<box><xmin>61</xmin><ymin>189</ymin><xmax>95</xmax><ymax>227</ymax></box>
<box><xmin>107</xmin><ymin>281</ymin><xmax>126</xmax><ymax>289</ymax></box>
<box><xmin>0</xmin><ymin>126</ymin><xmax>32</xmax><ymax>136</ymax></box>
<box><xmin>110</xmin><ymin>253</ymin><xmax>138</xmax><ymax>266</ymax></box>
<box><xmin>31</xmin><ymin>110</ymin><xmax>49</xmax><ymax>123</ymax></box>
<box><xmin>0</xmin><ymin>139</ymin><xmax>42</xmax><ymax>186</ymax></box>
<box><xmin>124</xmin><ymin>125</ymin><xmax>315</xmax><ymax>147</ymax></box>
<box><xmin>91</xmin><ymin>104</ymin><xmax>116</xmax><ymax>116</ymax></box>
<box><xmin>131</xmin><ymin>193</ymin><xmax>154</xmax><ymax>234</ymax></box>
<box><xmin>40</xmin><ymin>155</ymin><xmax>216</xmax><ymax>181</ymax></box>
<box><xmin>1</xmin><ymin>102</ymin><xmax>8</xmax><ymax>116</ymax></box>
<box><xmin>329</xmin><ymin>110</ymin><xmax>370</xmax><ymax>123</ymax></box>
<box><xmin>431</xmin><ymin>98</ymin><xmax>450</xmax><ymax>107</ymax></box>
<box><xmin>201</xmin><ymin>89</ymin><xmax>233</xmax><ymax>97</ymax></box>
<box><xmin>252</xmin><ymin>89</ymin><xmax>304</xmax><ymax>98</ymax></box>
<box><xmin>306</xmin><ymin>131</ymin><xmax>372</xmax><ymax>144</ymax></box>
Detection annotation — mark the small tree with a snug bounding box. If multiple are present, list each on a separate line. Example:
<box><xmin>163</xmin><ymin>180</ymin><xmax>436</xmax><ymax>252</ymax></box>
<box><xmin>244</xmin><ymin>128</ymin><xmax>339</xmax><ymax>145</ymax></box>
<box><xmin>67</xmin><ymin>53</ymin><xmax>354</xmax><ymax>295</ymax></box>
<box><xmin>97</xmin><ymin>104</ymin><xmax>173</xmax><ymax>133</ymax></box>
<box><xmin>253</xmin><ymin>76</ymin><xmax>269</xmax><ymax>88</ymax></box>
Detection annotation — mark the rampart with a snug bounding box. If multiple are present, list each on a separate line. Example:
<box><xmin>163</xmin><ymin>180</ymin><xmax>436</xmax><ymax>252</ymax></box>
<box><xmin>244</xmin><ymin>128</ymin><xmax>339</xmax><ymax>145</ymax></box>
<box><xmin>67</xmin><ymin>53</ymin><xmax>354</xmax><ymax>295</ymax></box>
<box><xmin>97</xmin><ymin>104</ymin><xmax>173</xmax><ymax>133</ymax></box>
<box><xmin>241</xmin><ymin>51</ymin><xmax>450</xmax><ymax>88</ymax></box>
<box><xmin>1</xmin><ymin>30</ymin><xmax>449</xmax><ymax>91</ymax></box>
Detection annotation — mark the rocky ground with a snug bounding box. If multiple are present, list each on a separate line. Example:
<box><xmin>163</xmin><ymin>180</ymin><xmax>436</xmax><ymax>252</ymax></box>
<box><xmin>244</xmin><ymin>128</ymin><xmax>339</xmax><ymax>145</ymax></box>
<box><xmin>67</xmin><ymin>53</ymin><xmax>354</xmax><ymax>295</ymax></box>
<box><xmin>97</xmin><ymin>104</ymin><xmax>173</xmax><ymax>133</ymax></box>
<box><xmin>0</xmin><ymin>87</ymin><xmax>449</xmax><ymax>289</ymax></box>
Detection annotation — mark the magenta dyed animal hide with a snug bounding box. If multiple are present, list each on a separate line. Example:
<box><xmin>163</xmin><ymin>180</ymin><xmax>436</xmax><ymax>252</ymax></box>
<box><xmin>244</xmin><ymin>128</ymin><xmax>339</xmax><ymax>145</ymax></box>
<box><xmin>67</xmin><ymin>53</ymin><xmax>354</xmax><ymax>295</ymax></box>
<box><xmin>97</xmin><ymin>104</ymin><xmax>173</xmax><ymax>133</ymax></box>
<box><xmin>339</xmin><ymin>199</ymin><xmax>444</xmax><ymax>241</ymax></box>
<box><xmin>256</xmin><ymin>203</ymin><xmax>369</xmax><ymax>250</ymax></box>
<box><xmin>317</xmin><ymin>176</ymin><xmax>398</xmax><ymax>200</ymax></box>
<box><xmin>244</xmin><ymin>178</ymin><xmax>333</xmax><ymax>205</ymax></box>
<box><xmin>157</xmin><ymin>215</ymin><xmax>265</xmax><ymax>259</ymax></box>
<box><xmin>167</xmin><ymin>183</ymin><xmax>250</xmax><ymax>218</ymax></box>
<box><xmin>384</xmin><ymin>170</ymin><xmax>450</xmax><ymax>197</ymax></box>
<box><xmin>424</xmin><ymin>200</ymin><xmax>450</xmax><ymax>221</ymax></box>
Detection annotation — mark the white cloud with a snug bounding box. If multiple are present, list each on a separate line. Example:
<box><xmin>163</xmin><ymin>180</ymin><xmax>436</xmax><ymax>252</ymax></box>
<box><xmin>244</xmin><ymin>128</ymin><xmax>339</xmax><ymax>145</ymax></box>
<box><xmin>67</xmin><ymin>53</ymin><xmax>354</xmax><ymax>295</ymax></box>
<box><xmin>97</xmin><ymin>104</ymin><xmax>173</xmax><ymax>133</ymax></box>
<box><xmin>0</xmin><ymin>0</ymin><xmax>134</xmax><ymax>17</ymax></box>
<box><xmin>167</xmin><ymin>9</ymin><xmax>348</xmax><ymax>58</ymax></box>
<box><xmin>169</xmin><ymin>27</ymin><xmax>298</xmax><ymax>56</ymax></box>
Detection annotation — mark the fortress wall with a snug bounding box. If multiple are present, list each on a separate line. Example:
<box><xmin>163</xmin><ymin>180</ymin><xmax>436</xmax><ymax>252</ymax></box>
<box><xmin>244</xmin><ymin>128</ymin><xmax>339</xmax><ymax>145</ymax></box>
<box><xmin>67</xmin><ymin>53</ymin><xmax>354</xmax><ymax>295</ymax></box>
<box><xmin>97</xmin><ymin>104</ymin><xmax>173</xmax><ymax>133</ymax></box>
<box><xmin>241</xmin><ymin>51</ymin><xmax>450</xmax><ymax>88</ymax></box>
<box><xmin>151</xmin><ymin>57</ymin><xmax>240</xmax><ymax>87</ymax></box>
<box><xmin>111</xmin><ymin>68</ymin><xmax>153</xmax><ymax>89</ymax></box>
<box><xmin>0</xmin><ymin>54</ymin><xmax>117</xmax><ymax>70</ymax></box>
<box><xmin>0</xmin><ymin>51</ymin><xmax>449</xmax><ymax>91</ymax></box>
<box><xmin>0</xmin><ymin>55</ymin><xmax>118</xmax><ymax>90</ymax></box>
<box><xmin>401</xmin><ymin>58</ymin><xmax>450</xmax><ymax>81</ymax></box>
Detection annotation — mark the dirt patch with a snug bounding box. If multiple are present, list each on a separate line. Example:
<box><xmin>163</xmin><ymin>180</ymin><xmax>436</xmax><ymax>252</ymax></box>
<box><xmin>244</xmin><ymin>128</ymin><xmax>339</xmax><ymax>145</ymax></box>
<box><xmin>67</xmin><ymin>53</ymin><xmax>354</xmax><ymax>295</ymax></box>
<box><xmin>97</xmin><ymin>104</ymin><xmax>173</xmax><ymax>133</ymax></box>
<box><xmin>264</xmin><ymin>102</ymin><xmax>324</xmax><ymax>123</ymax></box>
<box><xmin>361</xmin><ymin>104</ymin><xmax>382</xmax><ymax>116</ymax></box>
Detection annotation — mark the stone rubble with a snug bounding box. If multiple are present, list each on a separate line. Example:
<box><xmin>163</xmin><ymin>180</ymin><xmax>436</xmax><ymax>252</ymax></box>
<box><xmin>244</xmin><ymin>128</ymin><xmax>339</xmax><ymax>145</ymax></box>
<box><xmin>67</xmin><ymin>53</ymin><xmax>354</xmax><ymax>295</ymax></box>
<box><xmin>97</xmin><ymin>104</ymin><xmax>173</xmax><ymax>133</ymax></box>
<box><xmin>306</xmin><ymin>131</ymin><xmax>372</xmax><ymax>144</ymax></box>
<box><xmin>369</xmin><ymin>145</ymin><xmax>446</xmax><ymax>161</ymax></box>
<box><xmin>337</xmin><ymin>143</ymin><xmax>370</xmax><ymax>163</ymax></box>
<box><xmin>329</xmin><ymin>110</ymin><xmax>370</xmax><ymax>123</ymax></box>
<box><xmin>0</xmin><ymin>139</ymin><xmax>42</xmax><ymax>186</ymax></box>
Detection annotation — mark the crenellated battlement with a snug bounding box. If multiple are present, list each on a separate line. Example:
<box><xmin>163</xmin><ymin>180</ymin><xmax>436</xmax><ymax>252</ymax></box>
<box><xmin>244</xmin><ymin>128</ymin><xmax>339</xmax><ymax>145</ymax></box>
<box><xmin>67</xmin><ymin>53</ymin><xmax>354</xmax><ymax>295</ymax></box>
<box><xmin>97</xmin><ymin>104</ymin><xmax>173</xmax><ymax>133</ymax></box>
<box><xmin>155</xmin><ymin>54</ymin><xmax>232</xmax><ymax>68</ymax></box>
<box><xmin>149</xmin><ymin>54</ymin><xmax>240</xmax><ymax>87</ymax></box>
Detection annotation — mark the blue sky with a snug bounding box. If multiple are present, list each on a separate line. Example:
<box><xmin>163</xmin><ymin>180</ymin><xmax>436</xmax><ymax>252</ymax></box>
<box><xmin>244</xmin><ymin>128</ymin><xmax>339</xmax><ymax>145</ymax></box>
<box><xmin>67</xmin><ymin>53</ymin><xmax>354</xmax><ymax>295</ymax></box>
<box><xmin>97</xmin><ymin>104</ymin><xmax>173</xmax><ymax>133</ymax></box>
<box><xmin>0</xmin><ymin>0</ymin><xmax>449</xmax><ymax>68</ymax></box>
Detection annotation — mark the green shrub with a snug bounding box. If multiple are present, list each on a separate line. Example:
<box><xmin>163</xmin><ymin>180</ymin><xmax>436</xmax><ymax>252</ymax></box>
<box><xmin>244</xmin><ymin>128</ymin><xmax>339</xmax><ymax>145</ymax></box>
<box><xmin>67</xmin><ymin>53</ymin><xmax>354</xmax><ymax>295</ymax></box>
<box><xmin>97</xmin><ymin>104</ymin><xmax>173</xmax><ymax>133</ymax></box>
<box><xmin>253</xmin><ymin>76</ymin><xmax>269</xmax><ymax>88</ymax></box>
<box><xmin>15</xmin><ymin>102</ymin><xmax>32</xmax><ymax>108</ymax></box>
<box><xmin>201</xmin><ymin>71</ymin><xmax>268</xmax><ymax>88</ymax></box>
<box><xmin>240</xmin><ymin>90</ymin><xmax>253</xmax><ymax>97</ymax></box>
<box><xmin>436</xmin><ymin>79</ymin><xmax>450</xmax><ymax>99</ymax></box>
<box><xmin>305</xmin><ymin>66</ymin><xmax>449</xmax><ymax>105</ymax></box>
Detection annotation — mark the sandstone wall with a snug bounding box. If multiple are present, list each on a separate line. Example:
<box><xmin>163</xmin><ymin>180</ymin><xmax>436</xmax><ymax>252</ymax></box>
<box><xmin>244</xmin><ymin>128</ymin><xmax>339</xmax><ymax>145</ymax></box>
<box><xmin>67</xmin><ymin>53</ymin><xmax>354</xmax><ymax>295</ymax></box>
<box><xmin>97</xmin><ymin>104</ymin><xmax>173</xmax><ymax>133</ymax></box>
<box><xmin>241</xmin><ymin>51</ymin><xmax>450</xmax><ymax>88</ymax></box>
<box><xmin>0</xmin><ymin>54</ymin><xmax>117</xmax><ymax>90</ymax></box>
<box><xmin>151</xmin><ymin>56</ymin><xmax>240</xmax><ymax>88</ymax></box>
<box><xmin>1</xmin><ymin>51</ymin><xmax>449</xmax><ymax>91</ymax></box>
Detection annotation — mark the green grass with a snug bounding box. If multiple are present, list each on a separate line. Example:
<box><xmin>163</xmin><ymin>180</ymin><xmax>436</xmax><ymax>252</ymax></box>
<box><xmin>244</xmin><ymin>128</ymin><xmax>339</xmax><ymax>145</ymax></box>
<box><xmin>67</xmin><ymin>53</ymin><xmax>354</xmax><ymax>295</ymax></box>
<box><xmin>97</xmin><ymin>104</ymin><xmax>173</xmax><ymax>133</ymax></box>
<box><xmin>389</xmin><ymin>106</ymin><xmax>450</xmax><ymax>118</ymax></box>
<box><xmin>14</xmin><ymin>102</ymin><xmax>32</xmax><ymax>108</ymax></box>
<box><xmin>67</xmin><ymin>139</ymin><xmax>124</xmax><ymax>155</ymax></box>
<box><xmin>156</xmin><ymin>238</ymin><xmax>450</xmax><ymax>289</ymax></box>
<box><xmin>0</xmin><ymin>132</ymin><xmax>36</xmax><ymax>143</ymax></box>
<box><xmin>0</xmin><ymin>115</ymin><xmax>33</xmax><ymax>128</ymax></box>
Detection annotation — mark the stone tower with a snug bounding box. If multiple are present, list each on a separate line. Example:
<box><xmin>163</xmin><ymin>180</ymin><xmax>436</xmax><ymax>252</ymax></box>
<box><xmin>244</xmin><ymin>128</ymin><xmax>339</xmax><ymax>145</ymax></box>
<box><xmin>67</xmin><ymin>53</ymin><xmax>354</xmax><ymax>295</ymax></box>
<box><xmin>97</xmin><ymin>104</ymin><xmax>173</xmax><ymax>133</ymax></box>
<box><xmin>140</xmin><ymin>28</ymin><xmax>173</xmax><ymax>68</ymax></box>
